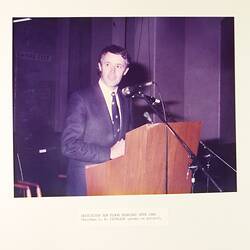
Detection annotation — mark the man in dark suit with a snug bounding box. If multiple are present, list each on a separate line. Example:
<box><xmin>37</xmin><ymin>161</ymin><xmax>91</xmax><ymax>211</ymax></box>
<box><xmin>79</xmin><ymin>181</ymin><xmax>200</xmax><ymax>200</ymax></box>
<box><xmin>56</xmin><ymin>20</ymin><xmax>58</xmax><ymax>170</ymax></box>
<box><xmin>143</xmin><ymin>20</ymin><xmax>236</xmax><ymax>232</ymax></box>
<box><xmin>61</xmin><ymin>45</ymin><xmax>134</xmax><ymax>196</ymax></box>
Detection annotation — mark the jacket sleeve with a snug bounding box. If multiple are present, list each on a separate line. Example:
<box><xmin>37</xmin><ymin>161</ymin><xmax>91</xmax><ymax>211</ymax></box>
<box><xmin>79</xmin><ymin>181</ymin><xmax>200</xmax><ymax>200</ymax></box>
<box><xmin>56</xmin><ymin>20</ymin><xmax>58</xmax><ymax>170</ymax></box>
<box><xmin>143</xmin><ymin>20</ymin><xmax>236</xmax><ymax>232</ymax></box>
<box><xmin>61</xmin><ymin>92</ymin><xmax>111</xmax><ymax>163</ymax></box>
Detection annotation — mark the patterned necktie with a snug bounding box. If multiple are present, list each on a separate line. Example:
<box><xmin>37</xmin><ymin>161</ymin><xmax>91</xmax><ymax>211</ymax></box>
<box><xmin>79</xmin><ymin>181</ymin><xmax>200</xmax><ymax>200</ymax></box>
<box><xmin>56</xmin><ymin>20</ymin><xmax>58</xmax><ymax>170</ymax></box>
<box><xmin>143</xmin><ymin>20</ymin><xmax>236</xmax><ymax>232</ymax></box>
<box><xmin>111</xmin><ymin>92</ymin><xmax>120</xmax><ymax>139</ymax></box>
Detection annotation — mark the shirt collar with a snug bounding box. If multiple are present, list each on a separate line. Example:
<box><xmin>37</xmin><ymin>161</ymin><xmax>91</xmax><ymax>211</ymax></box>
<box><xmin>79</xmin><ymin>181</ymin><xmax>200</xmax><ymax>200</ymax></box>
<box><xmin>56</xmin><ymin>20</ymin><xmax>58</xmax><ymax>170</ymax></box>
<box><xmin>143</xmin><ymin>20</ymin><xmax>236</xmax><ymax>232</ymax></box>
<box><xmin>99</xmin><ymin>79</ymin><xmax>118</xmax><ymax>95</ymax></box>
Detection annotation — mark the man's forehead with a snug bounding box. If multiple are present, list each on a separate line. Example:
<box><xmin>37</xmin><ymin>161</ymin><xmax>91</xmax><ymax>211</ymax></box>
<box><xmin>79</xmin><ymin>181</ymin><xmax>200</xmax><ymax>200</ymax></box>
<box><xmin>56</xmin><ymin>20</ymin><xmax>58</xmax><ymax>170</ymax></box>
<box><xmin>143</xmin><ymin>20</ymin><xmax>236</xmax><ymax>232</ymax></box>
<box><xmin>100</xmin><ymin>52</ymin><xmax>127</xmax><ymax>64</ymax></box>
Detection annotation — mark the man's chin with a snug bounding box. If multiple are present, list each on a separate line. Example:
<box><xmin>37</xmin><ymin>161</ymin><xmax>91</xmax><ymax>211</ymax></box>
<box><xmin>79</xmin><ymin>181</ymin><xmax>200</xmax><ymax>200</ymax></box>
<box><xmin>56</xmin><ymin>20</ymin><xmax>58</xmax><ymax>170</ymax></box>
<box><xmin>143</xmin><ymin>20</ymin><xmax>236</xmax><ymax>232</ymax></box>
<box><xmin>107</xmin><ymin>82</ymin><xmax>119</xmax><ymax>88</ymax></box>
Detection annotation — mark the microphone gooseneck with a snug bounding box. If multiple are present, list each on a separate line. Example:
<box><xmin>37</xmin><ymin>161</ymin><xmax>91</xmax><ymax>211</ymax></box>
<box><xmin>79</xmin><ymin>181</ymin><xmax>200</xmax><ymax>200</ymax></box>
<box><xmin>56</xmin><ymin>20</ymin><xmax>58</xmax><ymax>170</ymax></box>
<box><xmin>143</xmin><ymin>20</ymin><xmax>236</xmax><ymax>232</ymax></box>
<box><xmin>121</xmin><ymin>81</ymin><xmax>154</xmax><ymax>96</ymax></box>
<box><xmin>121</xmin><ymin>82</ymin><xmax>160</xmax><ymax>105</ymax></box>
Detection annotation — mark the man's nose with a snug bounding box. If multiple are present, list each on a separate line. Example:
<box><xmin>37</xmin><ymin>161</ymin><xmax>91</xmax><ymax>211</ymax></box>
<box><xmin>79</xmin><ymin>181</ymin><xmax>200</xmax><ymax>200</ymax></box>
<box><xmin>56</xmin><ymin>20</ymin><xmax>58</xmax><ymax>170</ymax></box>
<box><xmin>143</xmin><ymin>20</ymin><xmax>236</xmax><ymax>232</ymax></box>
<box><xmin>110</xmin><ymin>65</ymin><xmax>116</xmax><ymax>72</ymax></box>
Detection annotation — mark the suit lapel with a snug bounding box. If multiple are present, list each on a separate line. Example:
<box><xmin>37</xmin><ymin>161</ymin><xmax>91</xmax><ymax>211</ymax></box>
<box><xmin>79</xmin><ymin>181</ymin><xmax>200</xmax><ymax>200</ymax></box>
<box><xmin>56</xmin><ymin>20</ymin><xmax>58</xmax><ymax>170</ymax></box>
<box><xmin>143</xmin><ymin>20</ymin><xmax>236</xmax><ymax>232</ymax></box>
<box><xmin>92</xmin><ymin>85</ymin><xmax>114</xmax><ymax>134</ymax></box>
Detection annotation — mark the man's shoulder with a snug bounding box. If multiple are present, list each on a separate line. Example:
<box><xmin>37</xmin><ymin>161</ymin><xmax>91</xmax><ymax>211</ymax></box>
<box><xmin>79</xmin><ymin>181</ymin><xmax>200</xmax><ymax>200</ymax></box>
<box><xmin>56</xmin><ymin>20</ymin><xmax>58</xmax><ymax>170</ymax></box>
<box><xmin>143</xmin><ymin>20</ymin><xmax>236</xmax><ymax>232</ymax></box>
<box><xmin>71</xmin><ymin>85</ymin><xmax>99</xmax><ymax>99</ymax></box>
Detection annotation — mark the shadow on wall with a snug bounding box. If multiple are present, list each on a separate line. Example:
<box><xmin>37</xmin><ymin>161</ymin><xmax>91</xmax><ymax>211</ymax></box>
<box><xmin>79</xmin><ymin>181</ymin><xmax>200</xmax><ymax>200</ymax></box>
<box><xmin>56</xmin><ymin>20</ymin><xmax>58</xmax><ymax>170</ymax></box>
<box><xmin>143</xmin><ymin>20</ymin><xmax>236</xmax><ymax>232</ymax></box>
<box><xmin>120</xmin><ymin>62</ymin><xmax>150</xmax><ymax>88</ymax></box>
<box><xmin>121</xmin><ymin>62</ymin><xmax>184</xmax><ymax>125</ymax></box>
<box><xmin>120</xmin><ymin>62</ymin><xmax>152</xmax><ymax>127</ymax></box>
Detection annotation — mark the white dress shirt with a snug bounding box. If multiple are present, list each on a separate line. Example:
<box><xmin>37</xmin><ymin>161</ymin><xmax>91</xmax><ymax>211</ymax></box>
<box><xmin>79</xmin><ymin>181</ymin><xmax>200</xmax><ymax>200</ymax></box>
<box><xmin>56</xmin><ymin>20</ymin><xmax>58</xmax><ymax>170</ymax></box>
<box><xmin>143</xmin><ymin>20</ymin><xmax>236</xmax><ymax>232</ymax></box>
<box><xmin>98</xmin><ymin>79</ymin><xmax>122</xmax><ymax>128</ymax></box>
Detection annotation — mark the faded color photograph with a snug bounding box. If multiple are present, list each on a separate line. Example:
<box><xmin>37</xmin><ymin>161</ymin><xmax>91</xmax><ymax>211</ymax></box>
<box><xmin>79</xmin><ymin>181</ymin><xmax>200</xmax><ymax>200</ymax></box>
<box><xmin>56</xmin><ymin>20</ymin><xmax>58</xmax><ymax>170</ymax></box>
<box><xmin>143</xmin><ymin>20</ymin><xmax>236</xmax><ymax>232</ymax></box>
<box><xmin>13</xmin><ymin>17</ymin><xmax>236</xmax><ymax>197</ymax></box>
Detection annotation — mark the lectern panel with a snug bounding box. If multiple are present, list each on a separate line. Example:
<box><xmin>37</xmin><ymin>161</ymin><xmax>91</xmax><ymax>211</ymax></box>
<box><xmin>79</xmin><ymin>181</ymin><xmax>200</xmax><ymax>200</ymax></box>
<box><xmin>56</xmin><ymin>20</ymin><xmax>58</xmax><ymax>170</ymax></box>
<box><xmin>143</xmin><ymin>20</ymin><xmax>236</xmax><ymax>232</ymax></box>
<box><xmin>86</xmin><ymin>122</ymin><xmax>201</xmax><ymax>196</ymax></box>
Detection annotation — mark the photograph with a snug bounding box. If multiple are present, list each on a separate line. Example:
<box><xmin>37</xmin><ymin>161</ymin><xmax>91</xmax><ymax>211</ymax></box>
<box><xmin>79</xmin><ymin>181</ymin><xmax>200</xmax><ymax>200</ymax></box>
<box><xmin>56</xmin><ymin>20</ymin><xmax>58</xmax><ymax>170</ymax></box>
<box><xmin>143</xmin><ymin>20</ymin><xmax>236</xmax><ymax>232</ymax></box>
<box><xmin>13</xmin><ymin>17</ymin><xmax>236</xmax><ymax>197</ymax></box>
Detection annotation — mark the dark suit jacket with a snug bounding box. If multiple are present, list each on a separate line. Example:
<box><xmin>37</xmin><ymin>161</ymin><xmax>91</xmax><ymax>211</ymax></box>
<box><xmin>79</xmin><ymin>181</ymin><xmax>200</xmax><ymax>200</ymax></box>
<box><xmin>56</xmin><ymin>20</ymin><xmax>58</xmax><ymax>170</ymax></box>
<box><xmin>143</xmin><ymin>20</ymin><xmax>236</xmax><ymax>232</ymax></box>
<box><xmin>61</xmin><ymin>84</ymin><xmax>133</xmax><ymax>196</ymax></box>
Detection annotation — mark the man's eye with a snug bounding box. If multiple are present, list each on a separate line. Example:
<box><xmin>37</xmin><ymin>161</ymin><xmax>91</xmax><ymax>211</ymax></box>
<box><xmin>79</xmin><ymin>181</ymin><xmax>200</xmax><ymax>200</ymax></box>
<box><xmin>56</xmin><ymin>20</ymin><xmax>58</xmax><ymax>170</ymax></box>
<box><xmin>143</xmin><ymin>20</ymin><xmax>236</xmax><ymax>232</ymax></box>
<box><xmin>105</xmin><ymin>63</ymin><xmax>110</xmax><ymax>67</ymax></box>
<box><xmin>116</xmin><ymin>64</ymin><xmax>123</xmax><ymax>69</ymax></box>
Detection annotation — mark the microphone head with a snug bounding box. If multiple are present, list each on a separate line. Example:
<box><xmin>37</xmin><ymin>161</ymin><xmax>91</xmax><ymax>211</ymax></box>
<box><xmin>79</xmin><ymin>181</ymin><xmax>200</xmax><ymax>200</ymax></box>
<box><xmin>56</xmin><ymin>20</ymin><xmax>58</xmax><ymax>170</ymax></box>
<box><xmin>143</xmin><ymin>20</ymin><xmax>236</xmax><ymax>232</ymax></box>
<box><xmin>121</xmin><ymin>81</ymin><xmax>154</xmax><ymax>96</ymax></box>
<box><xmin>143</xmin><ymin>112</ymin><xmax>153</xmax><ymax>123</ymax></box>
<box><xmin>121</xmin><ymin>87</ymin><xmax>131</xmax><ymax>96</ymax></box>
<box><xmin>144</xmin><ymin>81</ymin><xmax>154</xmax><ymax>87</ymax></box>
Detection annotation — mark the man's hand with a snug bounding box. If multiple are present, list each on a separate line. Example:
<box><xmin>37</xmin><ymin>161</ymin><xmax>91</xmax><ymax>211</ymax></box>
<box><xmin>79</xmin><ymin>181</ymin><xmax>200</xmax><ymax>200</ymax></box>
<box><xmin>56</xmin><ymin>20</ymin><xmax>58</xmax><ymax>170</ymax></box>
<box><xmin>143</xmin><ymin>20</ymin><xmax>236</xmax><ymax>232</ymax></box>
<box><xmin>110</xmin><ymin>139</ymin><xmax>125</xmax><ymax>159</ymax></box>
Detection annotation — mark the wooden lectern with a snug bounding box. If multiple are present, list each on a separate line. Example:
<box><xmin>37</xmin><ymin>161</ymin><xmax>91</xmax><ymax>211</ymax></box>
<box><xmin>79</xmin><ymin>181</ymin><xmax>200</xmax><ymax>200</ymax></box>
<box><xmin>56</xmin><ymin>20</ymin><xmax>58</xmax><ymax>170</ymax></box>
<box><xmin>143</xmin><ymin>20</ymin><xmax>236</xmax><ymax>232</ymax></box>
<box><xmin>85</xmin><ymin>121</ymin><xmax>202</xmax><ymax>196</ymax></box>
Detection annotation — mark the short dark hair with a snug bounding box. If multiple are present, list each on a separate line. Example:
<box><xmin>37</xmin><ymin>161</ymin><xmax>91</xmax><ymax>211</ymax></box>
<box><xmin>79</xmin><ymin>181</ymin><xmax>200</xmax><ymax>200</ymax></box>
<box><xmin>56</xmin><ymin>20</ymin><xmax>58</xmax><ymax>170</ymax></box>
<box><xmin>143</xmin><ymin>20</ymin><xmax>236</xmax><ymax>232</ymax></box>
<box><xmin>98</xmin><ymin>44</ymin><xmax>131</xmax><ymax>66</ymax></box>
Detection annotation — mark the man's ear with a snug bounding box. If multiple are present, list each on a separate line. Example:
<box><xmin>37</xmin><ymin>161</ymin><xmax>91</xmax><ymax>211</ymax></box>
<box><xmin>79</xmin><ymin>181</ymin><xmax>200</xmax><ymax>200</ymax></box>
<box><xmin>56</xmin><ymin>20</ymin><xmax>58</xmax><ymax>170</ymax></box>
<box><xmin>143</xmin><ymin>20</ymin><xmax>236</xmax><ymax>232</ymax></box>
<box><xmin>98</xmin><ymin>62</ymin><xmax>102</xmax><ymax>72</ymax></box>
<box><xmin>123</xmin><ymin>67</ymin><xmax>129</xmax><ymax>76</ymax></box>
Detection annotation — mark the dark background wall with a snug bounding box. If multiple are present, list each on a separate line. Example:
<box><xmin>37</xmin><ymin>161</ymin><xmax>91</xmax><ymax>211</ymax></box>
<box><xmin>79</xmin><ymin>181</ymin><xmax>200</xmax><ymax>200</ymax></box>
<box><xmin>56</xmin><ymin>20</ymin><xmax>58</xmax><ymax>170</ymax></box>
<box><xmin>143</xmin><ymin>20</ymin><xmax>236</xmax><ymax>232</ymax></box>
<box><xmin>13</xmin><ymin>17</ymin><xmax>236</xmax><ymax>196</ymax></box>
<box><xmin>184</xmin><ymin>18</ymin><xmax>221</xmax><ymax>140</ymax></box>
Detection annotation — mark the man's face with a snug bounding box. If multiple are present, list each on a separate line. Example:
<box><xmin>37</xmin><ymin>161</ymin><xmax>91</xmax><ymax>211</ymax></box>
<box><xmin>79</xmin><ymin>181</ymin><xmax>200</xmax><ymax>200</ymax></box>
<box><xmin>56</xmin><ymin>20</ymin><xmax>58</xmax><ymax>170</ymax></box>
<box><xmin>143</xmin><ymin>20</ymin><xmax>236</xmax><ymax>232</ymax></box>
<box><xmin>98</xmin><ymin>52</ymin><xmax>129</xmax><ymax>89</ymax></box>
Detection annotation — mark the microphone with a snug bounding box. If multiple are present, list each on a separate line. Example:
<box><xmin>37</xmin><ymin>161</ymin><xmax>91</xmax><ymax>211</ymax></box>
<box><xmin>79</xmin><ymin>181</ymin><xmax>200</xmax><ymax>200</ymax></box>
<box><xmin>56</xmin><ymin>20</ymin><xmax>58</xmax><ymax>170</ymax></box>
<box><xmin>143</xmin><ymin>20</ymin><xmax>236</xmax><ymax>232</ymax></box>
<box><xmin>121</xmin><ymin>81</ymin><xmax>154</xmax><ymax>96</ymax></box>
<box><xmin>142</xmin><ymin>94</ymin><xmax>161</xmax><ymax>105</ymax></box>
<box><xmin>121</xmin><ymin>81</ymin><xmax>160</xmax><ymax>105</ymax></box>
<box><xmin>143</xmin><ymin>112</ymin><xmax>153</xmax><ymax>124</ymax></box>
<box><xmin>122</xmin><ymin>91</ymin><xmax>161</xmax><ymax>105</ymax></box>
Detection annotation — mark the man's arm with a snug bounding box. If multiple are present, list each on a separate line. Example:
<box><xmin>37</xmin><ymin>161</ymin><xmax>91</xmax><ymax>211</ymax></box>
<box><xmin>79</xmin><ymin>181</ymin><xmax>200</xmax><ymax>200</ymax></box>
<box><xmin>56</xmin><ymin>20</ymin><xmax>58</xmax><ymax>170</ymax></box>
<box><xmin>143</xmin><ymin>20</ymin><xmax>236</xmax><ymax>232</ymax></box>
<box><xmin>61</xmin><ymin>92</ymin><xmax>111</xmax><ymax>163</ymax></box>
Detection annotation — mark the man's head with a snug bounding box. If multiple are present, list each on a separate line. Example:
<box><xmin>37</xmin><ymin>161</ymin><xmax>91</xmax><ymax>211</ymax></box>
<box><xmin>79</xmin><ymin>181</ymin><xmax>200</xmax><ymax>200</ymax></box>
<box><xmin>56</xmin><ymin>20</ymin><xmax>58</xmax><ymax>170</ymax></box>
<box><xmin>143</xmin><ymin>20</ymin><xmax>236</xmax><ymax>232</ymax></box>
<box><xmin>98</xmin><ymin>45</ymin><xmax>130</xmax><ymax>90</ymax></box>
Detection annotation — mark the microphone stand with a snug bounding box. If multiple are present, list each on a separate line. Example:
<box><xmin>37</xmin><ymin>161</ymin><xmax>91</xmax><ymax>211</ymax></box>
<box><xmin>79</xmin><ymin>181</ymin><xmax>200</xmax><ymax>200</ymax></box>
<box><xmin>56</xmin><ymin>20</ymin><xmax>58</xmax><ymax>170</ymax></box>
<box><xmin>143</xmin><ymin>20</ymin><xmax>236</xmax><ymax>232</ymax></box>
<box><xmin>132</xmin><ymin>91</ymin><xmax>223</xmax><ymax>193</ymax></box>
<box><xmin>199</xmin><ymin>140</ymin><xmax>237</xmax><ymax>173</ymax></box>
<box><xmin>198</xmin><ymin>140</ymin><xmax>236</xmax><ymax>192</ymax></box>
